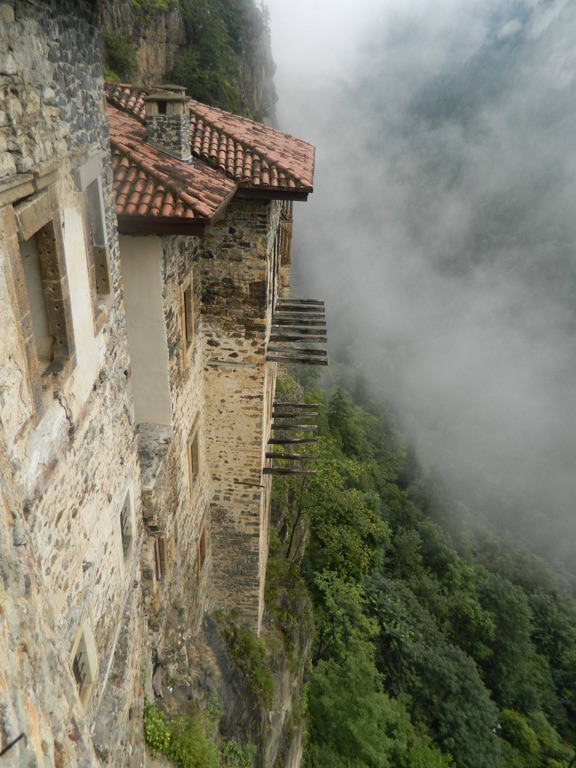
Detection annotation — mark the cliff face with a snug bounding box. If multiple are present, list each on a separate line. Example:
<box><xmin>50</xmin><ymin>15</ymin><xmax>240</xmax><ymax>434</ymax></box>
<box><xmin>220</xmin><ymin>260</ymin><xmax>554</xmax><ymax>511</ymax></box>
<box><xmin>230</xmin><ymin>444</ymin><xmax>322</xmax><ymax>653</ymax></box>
<box><xmin>98</xmin><ymin>0</ymin><xmax>277</xmax><ymax>121</ymax></box>
<box><xmin>98</xmin><ymin>0</ymin><xmax>185</xmax><ymax>84</ymax></box>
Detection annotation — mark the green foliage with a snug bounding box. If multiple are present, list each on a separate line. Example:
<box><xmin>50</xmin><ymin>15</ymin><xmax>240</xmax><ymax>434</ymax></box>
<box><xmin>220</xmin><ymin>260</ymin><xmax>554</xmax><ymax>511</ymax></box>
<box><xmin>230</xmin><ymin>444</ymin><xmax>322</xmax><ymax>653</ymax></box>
<box><xmin>170</xmin><ymin>0</ymin><xmax>266</xmax><ymax>115</ymax></box>
<box><xmin>132</xmin><ymin>0</ymin><xmax>178</xmax><ymax>19</ymax></box>
<box><xmin>220</xmin><ymin>617</ymin><xmax>274</xmax><ymax>706</ymax></box>
<box><xmin>272</xmin><ymin>374</ymin><xmax>576</xmax><ymax>767</ymax></box>
<box><xmin>265</xmin><ymin>553</ymin><xmax>313</xmax><ymax>667</ymax></box>
<box><xmin>220</xmin><ymin>740</ymin><xmax>257</xmax><ymax>768</ymax></box>
<box><xmin>143</xmin><ymin>700</ymin><xmax>171</xmax><ymax>754</ymax></box>
<box><xmin>102</xmin><ymin>31</ymin><xmax>138</xmax><ymax>81</ymax></box>
<box><xmin>305</xmin><ymin>651</ymin><xmax>454</xmax><ymax>768</ymax></box>
<box><xmin>143</xmin><ymin>701</ymin><xmax>220</xmax><ymax>768</ymax></box>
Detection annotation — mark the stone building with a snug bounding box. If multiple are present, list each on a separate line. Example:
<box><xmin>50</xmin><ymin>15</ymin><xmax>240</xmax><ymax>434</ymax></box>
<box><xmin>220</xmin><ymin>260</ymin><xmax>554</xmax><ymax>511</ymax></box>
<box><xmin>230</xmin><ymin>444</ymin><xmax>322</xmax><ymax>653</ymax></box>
<box><xmin>0</xmin><ymin>0</ymin><xmax>320</xmax><ymax>764</ymax></box>
<box><xmin>106</xmin><ymin>83</ymin><xmax>318</xmax><ymax>637</ymax></box>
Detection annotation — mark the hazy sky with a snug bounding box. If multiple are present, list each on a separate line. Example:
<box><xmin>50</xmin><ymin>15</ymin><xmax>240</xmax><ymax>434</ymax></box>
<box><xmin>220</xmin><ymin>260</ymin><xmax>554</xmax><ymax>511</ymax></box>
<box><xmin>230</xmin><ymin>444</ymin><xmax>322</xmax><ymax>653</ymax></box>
<box><xmin>265</xmin><ymin>0</ymin><xmax>576</xmax><ymax>570</ymax></box>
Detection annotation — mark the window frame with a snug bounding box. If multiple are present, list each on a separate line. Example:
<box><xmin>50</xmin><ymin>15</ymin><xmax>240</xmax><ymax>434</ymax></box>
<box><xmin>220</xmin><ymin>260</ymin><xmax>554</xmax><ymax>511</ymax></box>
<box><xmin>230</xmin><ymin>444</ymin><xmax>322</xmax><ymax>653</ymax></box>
<box><xmin>119</xmin><ymin>488</ymin><xmax>134</xmax><ymax>564</ymax></box>
<box><xmin>187</xmin><ymin>421</ymin><xmax>200</xmax><ymax>494</ymax></box>
<box><xmin>70</xmin><ymin>614</ymin><xmax>98</xmax><ymax>708</ymax></box>
<box><xmin>180</xmin><ymin>269</ymin><xmax>195</xmax><ymax>363</ymax></box>
<box><xmin>74</xmin><ymin>155</ymin><xmax>113</xmax><ymax>329</ymax></box>
<box><xmin>196</xmin><ymin>518</ymin><xmax>207</xmax><ymax>583</ymax></box>
<box><xmin>9</xmin><ymin>188</ymin><xmax>76</xmax><ymax>420</ymax></box>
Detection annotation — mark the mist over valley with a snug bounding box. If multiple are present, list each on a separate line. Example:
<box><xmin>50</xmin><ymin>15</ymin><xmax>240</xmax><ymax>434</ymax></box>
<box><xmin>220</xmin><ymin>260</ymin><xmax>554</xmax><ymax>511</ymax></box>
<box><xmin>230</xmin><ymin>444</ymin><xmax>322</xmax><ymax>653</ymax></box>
<box><xmin>268</xmin><ymin>0</ymin><xmax>576</xmax><ymax>574</ymax></box>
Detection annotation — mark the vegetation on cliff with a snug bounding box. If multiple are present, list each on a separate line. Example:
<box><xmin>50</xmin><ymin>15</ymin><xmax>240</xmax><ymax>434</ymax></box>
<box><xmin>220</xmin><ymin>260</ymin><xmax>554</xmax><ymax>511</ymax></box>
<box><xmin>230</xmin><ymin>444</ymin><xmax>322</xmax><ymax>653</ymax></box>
<box><xmin>272</xmin><ymin>373</ymin><xmax>576</xmax><ymax>767</ymax></box>
<box><xmin>101</xmin><ymin>0</ymin><xmax>275</xmax><ymax>120</ymax></box>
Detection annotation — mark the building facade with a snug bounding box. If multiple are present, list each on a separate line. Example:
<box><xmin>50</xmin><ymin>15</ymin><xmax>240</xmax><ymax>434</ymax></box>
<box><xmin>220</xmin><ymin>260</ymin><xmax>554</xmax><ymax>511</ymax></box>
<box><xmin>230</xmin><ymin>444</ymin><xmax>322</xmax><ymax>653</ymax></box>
<box><xmin>0</xmin><ymin>2</ymin><xmax>320</xmax><ymax>764</ymax></box>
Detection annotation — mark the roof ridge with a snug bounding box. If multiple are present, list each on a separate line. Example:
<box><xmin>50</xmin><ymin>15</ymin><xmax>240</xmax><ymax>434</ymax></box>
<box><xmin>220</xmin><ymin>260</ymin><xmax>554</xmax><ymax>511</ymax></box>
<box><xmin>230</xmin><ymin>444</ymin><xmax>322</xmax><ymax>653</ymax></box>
<box><xmin>105</xmin><ymin>82</ymin><xmax>147</xmax><ymax>123</ymax></box>
<box><xmin>189</xmin><ymin>106</ymin><xmax>306</xmax><ymax>187</ymax></box>
<box><xmin>111</xmin><ymin>136</ymin><xmax>215</xmax><ymax>217</ymax></box>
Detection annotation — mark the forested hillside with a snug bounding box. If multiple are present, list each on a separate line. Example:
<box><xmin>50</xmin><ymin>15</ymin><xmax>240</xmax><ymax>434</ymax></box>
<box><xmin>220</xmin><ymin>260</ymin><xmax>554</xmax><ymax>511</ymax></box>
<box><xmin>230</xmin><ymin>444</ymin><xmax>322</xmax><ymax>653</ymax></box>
<box><xmin>270</xmin><ymin>373</ymin><xmax>576</xmax><ymax>767</ymax></box>
<box><xmin>100</xmin><ymin>0</ymin><xmax>276</xmax><ymax>119</ymax></box>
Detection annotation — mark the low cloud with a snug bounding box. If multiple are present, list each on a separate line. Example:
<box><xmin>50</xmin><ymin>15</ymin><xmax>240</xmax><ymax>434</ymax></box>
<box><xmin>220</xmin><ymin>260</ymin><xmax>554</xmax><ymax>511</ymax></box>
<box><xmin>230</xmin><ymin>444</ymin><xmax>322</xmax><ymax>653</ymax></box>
<box><xmin>268</xmin><ymin>0</ymin><xmax>576</xmax><ymax>568</ymax></box>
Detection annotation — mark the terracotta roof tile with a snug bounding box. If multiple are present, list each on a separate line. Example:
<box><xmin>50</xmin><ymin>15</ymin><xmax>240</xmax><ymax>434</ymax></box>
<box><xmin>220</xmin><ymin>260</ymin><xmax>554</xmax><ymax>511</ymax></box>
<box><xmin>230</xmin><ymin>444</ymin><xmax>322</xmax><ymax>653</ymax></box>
<box><xmin>105</xmin><ymin>83</ymin><xmax>315</xmax><ymax>194</ymax></box>
<box><xmin>108</xmin><ymin>108</ymin><xmax>235</xmax><ymax>230</ymax></box>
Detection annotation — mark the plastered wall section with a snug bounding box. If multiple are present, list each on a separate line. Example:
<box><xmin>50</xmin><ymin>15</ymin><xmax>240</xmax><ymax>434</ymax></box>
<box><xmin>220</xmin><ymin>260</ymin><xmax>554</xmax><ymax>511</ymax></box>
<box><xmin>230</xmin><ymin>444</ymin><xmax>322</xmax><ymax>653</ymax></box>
<box><xmin>200</xmin><ymin>198</ymin><xmax>282</xmax><ymax>632</ymax></box>
<box><xmin>0</xmin><ymin>1</ymin><xmax>146</xmax><ymax>763</ymax></box>
<box><xmin>121</xmin><ymin>233</ymin><xmax>212</xmax><ymax>642</ymax></box>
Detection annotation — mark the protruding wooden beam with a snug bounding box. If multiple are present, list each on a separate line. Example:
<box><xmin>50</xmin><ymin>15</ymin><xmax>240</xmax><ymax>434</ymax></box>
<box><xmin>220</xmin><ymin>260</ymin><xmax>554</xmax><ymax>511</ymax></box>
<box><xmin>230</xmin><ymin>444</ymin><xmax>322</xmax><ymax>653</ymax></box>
<box><xmin>267</xmin><ymin>355</ymin><xmax>328</xmax><ymax>365</ymax></box>
<box><xmin>263</xmin><ymin>467</ymin><xmax>317</xmax><ymax>476</ymax></box>
<box><xmin>267</xmin><ymin>346</ymin><xmax>327</xmax><ymax>357</ymax></box>
<box><xmin>276</xmin><ymin>299</ymin><xmax>324</xmax><ymax>306</ymax></box>
<box><xmin>272</xmin><ymin>312</ymin><xmax>326</xmax><ymax>321</ymax></box>
<box><xmin>273</xmin><ymin>403</ymin><xmax>318</xmax><ymax>409</ymax></box>
<box><xmin>270</xmin><ymin>334</ymin><xmax>327</xmax><ymax>343</ymax></box>
<box><xmin>271</xmin><ymin>423</ymin><xmax>317</xmax><ymax>431</ymax></box>
<box><xmin>265</xmin><ymin>453</ymin><xmax>318</xmax><ymax>460</ymax></box>
<box><xmin>272</xmin><ymin>319</ymin><xmax>327</xmax><ymax>328</ymax></box>
<box><xmin>272</xmin><ymin>411</ymin><xmax>318</xmax><ymax>418</ymax></box>
<box><xmin>268</xmin><ymin>437</ymin><xmax>318</xmax><ymax>445</ymax></box>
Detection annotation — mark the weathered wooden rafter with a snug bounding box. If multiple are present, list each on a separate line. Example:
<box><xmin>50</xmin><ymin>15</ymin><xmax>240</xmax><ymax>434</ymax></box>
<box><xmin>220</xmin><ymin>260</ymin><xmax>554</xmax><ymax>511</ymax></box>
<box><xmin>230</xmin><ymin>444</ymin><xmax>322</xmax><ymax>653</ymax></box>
<box><xmin>263</xmin><ymin>467</ymin><xmax>316</xmax><ymax>476</ymax></box>
<box><xmin>267</xmin><ymin>346</ymin><xmax>326</xmax><ymax>357</ymax></box>
<box><xmin>267</xmin><ymin>355</ymin><xmax>328</xmax><ymax>366</ymax></box>
<box><xmin>265</xmin><ymin>452</ymin><xmax>318</xmax><ymax>460</ymax></box>
<box><xmin>267</xmin><ymin>437</ymin><xmax>318</xmax><ymax>445</ymax></box>
<box><xmin>271</xmin><ymin>423</ymin><xmax>317</xmax><ymax>431</ymax></box>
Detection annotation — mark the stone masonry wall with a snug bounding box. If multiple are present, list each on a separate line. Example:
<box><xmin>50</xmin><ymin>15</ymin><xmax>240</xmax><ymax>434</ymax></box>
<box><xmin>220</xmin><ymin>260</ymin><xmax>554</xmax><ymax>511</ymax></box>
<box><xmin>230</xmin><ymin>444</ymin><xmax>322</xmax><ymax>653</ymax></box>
<box><xmin>0</xmin><ymin>2</ymin><xmax>146</xmax><ymax>764</ymax></box>
<box><xmin>200</xmin><ymin>199</ymin><xmax>282</xmax><ymax>632</ymax></box>
<box><xmin>138</xmin><ymin>234</ymin><xmax>213</xmax><ymax>648</ymax></box>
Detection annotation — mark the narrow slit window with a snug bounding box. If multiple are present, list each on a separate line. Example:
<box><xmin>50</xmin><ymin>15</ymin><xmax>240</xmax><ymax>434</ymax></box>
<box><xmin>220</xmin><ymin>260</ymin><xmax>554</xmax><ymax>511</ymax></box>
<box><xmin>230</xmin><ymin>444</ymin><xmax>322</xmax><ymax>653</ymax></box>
<box><xmin>70</xmin><ymin>620</ymin><xmax>97</xmax><ymax>708</ymax></box>
<box><xmin>20</xmin><ymin>230</ymin><xmax>54</xmax><ymax>368</ymax></box>
<box><xmin>181</xmin><ymin>271</ymin><xmax>195</xmax><ymax>360</ymax></box>
<box><xmin>84</xmin><ymin>176</ymin><xmax>112</xmax><ymax>298</ymax></box>
<box><xmin>120</xmin><ymin>491</ymin><xmax>133</xmax><ymax>561</ymax></box>
<box><xmin>154</xmin><ymin>536</ymin><xmax>166</xmax><ymax>581</ymax></box>
<box><xmin>196</xmin><ymin>521</ymin><xmax>207</xmax><ymax>582</ymax></box>
<box><xmin>188</xmin><ymin>427</ymin><xmax>200</xmax><ymax>492</ymax></box>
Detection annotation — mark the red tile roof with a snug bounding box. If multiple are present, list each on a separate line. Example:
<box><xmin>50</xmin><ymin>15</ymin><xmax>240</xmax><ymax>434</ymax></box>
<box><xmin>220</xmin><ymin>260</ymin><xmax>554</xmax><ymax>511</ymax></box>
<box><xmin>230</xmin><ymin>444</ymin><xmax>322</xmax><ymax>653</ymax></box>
<box><xmin>109</xmin><ymin>108</ymin><xmax>236</xmax><ymax>234</ymax></box>
<box><xmin>105</xmin><ymin>83</ymin><xmax>315</xmax><ymax>197</ymax></box>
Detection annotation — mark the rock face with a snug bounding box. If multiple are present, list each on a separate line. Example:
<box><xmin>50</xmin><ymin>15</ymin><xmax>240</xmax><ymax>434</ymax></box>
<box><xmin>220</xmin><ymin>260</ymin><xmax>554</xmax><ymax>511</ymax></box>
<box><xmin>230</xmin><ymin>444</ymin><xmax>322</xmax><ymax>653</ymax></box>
<box><xmin>98</xmin><ymin>0</ymin><xmax>277</xmax><ymax>121</ymax></box>
<box><xmin>99</xmin><ymin>0</ymin><xmax>186</xmax><ymax>85</ymax></box>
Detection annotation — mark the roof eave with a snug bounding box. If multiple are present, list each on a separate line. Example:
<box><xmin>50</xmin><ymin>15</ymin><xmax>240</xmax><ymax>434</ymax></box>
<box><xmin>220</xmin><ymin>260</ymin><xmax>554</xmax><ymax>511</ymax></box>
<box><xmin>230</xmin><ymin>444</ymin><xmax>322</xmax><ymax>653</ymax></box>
<box><xmin>117</xmin><ymin>214</ymin><xmax>210</xmax><ymax>236</ymax></box>
<box><xmin>234</xmin><ymin>186</ymin><xmax>312</xmax><ymax>202</ymax></box>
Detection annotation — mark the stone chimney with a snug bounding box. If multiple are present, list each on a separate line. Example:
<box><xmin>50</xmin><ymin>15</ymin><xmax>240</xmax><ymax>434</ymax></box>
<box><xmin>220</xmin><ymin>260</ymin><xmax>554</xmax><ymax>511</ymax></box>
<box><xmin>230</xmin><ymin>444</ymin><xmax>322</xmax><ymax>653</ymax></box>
<box><xmin>143</xmin><ymin>87</ymin><xmax>192</xmax><ymax>163</ymax></box>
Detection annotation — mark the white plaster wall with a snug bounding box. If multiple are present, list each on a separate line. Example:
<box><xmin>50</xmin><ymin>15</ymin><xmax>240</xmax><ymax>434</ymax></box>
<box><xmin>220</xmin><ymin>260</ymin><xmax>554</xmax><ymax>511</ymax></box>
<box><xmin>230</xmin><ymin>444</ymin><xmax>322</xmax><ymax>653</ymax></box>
<box><xmin>62</xmin><ymin>206</ymin><xmax>105</xmax><ymax>417</ymax></box>
<box><xmin>120</xmin><ymin>234</ymin><xmax>173</xmax><ymax>426</ymax></box>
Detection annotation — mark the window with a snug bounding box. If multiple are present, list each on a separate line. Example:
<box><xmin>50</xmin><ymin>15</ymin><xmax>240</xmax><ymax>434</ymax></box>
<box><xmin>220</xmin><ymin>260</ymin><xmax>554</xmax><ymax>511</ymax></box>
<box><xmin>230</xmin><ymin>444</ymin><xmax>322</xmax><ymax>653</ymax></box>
<box><xmin>83</xmin><ymin>176</ymin><xmax>111</xmax><ymax>297</ymax></box>
<box><xmin>75</xmin><ymin>155</ymin><xmax>112</xmax><ymax>324</ymax></box>
<box><xmin>20</xmin><ymin>228</ymin><xmax>54</xmax><ymax>369</ymax></box>
<box><xmin>181</xmin><ymin>271</ymin><xmax>195</xmax><ymax>360</ymax></box>
<box><xmin>154</xmin><ymin>536</ymin><xmax>166</xmax><ymax>581</ymax></box>
<box><xmin>119</xmin><ymin>490</ymin><xmax>133</xmax><ymax>562</ymax></box>
<box><xmin>187</xmin><ymin>424</ymin><xmax>200</xmax><ymax>492</ymax></box>
<box><xmin>10</xmin><ymin>190</ymin><xmax>76</xmax><ymax>418</ymax></box>
<box><xmin>196</xmin><ymin>519</ymin><xmax>207</xmax><ymax>582</ymax></box>
<box><xmin>70</xmin><ymin>618</ymin><xmax>98</xmax><ymax>707</ymax></box>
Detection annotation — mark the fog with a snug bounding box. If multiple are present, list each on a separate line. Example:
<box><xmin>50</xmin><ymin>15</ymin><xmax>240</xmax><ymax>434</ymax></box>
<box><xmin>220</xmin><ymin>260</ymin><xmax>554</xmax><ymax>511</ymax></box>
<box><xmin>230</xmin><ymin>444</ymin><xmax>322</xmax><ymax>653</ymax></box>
<box><xmin>266</xmin><ymin>0</ymin><xmax>576</xmax><ymax>569</ymax></box>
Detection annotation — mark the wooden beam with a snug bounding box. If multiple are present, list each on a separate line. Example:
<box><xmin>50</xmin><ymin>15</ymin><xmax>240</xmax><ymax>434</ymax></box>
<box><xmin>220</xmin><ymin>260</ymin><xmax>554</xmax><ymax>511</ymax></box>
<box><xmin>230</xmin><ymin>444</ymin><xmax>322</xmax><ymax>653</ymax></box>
<box><xmin>267</xmin><ymin>355</ymin><xmax>328</xmax><ymax>365</ymax></box>
<box><xmin>276</xmin><ymin>299</ymin><xmax>324</xmax><ymax>306</ymax></box>
<box><xmin>267</xmin><ymin>346</ymin><xmax>327</xmax><ymax>357</ymax></box>
<box><xmin>270</xmin><ymin>334</ymin><xmax>327</xmax><ymax>343</ymax></box>
<box><xmin>268</xmin><ymin>437</ymin><xmax>318</xmax><ymax>445</ymax></box>
<box><xmin>263</xmin><ymin>467</ymin><xmax>317</xmax><ymax>476</ymax></box>
<box><xmin>272</xmin><ymin>423</ymin><xmax>317</xmax><ymax>431</ymax></box>
<box><xmin>272</xmin><ymin>319</ymin><xmax>327</xmax><ymax>328</ymax></box>
<box><xmin>272</xmin><ymin>411</ymin><xmax>318</xmax><ymax>419</ymax></box>
<box><xmin>273</xmin><ymin>403</ymin><xmax>318</xmax><ymax>409</ymax></box>
<box><xmin>272</xmin><ymin>312</ymin><xmax>326</xmax><ymax>321</ymax></box>
<box><xmin>265</xmin><ymin>453</ymin><xmax>318</xmax><ymax>460</ymax></box>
